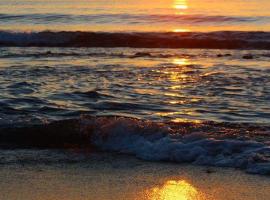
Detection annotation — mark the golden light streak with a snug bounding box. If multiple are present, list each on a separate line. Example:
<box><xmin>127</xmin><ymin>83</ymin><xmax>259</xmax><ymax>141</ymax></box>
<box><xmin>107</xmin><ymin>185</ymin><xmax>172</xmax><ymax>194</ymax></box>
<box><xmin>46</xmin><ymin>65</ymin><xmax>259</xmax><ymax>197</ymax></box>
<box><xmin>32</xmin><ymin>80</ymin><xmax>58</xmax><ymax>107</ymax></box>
<box><xmin>173</xmin><ymin>28</ymin><xmax>190</xmax><ymax>32</ymax></box>
<box><xmin>172</xmin><ymin>58</ymin><xmax>189</xmax><ymax>66</ymax></box>
<box><xmin>174</xmin><ymin>0</ymin><xmax>188</xmax><ymax>10</ymax></box>
<box><xmin>172</xmin><ymin>118</ymin><xmax>202</xmax><ymax>124</ymax></box>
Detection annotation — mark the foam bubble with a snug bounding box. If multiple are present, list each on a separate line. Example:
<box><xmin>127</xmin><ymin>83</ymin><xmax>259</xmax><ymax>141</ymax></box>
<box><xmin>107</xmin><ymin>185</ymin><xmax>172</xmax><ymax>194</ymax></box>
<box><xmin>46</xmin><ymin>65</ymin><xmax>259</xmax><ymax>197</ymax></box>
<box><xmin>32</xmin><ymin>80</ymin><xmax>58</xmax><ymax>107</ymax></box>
<box><xmin>80</xmin><ymin>117</ymin><xmax>270</xmax><ymax>175</ymax></box>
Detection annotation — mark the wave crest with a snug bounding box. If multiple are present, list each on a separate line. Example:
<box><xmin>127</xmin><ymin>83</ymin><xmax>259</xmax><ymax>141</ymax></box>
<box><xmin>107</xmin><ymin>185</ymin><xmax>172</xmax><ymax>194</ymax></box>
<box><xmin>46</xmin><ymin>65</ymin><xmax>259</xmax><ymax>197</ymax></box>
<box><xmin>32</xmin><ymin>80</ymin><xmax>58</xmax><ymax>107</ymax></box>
<box><xmin>1</xmin><ymin>116</ymin><xmax>270</xmax><ymax>175</ymax></box>
<box><xmin>1</xmin><ymin>31</ymin><xmax>270</xmax><ymax>49</ymax></box>
<box><xmin>80</xmin><ymin>116</ymin><xmax>270</xmax><ymax>175</ymax></box>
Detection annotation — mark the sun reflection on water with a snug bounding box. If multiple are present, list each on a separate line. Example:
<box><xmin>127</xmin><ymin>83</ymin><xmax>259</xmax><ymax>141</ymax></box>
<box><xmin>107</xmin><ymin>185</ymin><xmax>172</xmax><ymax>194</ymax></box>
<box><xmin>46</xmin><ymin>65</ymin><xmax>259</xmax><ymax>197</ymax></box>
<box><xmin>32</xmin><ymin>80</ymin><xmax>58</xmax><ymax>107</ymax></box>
<box><xmin>146</xmin><ymin>180</ymin><xmax>206</xmax><ymax>200</ymax></box>
<box><xmin>173</xmin><ymin>28</ymin><xmax>190</xmax><ymax>32</ymax></box>
<box><xmin>172</xmin><ymin>118</ymin><xmax>202</xmax><ymax>124</ymax></box>
<box><xmin>173</xmin><ymin>0</ymin><xmax>189</xmax><ymax>32</ymax></box>
<box><xmin>174</xmin><ymin>0</ymin><xmax>188</xmax><ymax>10</ymax></box>
<box><xmin>172</xmin><ymin>58</ymin><xmax>189</xmax><ymax>66</ymax></box>
<box><xmin>165</xmin><ymin>58</ymin><xmax>191</xmax><ymax>82</ymax></box>
<box><xmin>152</xmin><ymin>57</ymin><xmax>201</xmax><ymax>123</ymax></box>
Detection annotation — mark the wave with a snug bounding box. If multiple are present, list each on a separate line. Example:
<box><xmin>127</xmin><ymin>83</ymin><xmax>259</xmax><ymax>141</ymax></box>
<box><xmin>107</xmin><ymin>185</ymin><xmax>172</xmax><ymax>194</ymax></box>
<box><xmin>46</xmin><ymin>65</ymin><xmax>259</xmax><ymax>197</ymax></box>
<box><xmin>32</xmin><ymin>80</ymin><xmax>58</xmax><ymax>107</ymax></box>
<box><xmin>0</xmin><ymin>13</ymin><xmax>259</xmax><ymax>24</ymax></box>
<box><xmin>2</xmin><ymin>50</ymin><xmax>270</xmax><ymax>60</ymax></box>
<box><xmin>1</xmin><ymin>116</ymin><xmax>270</xmax><ymax>175</ymax></box>
<box><xmin>2</xmin><ymin>52</ymin><xmax>270</xmax><ymax>62</ymax></box>
<box><xmin>1</xmin><ymin>31</ymin><xmax>270</xmax><ymax>49</ymax></box>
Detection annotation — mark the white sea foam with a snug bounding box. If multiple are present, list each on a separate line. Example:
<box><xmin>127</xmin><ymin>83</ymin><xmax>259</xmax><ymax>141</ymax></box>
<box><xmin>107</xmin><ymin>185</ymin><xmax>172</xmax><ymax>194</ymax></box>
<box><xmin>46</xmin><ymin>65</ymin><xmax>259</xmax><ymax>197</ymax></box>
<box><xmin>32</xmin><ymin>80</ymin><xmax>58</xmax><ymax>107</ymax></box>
<box><xmin>80</xmin><ymin>117</ymin><xmax>270</xmax><ymax>175</ymax></box>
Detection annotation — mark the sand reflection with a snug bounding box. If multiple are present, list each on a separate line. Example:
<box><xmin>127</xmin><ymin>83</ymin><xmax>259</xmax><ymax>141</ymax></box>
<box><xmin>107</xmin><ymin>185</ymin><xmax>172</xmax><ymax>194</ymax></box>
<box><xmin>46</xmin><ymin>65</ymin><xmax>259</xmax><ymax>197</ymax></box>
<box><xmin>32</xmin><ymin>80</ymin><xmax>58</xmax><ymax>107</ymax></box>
<box><xmin>146</xmin><ymin>180</ymin><xmax>206</xmax><ymax>200</ymax></box>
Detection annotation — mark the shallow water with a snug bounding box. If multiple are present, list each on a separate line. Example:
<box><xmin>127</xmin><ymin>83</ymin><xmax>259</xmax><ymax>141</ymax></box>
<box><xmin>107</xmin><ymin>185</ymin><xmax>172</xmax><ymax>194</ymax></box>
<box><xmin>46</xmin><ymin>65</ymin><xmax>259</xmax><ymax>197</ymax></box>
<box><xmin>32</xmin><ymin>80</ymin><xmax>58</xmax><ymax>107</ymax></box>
<box><xmin>0</xmin><ymin>47</ymin><xmax>269</xmax><ymax>126</ymax></box>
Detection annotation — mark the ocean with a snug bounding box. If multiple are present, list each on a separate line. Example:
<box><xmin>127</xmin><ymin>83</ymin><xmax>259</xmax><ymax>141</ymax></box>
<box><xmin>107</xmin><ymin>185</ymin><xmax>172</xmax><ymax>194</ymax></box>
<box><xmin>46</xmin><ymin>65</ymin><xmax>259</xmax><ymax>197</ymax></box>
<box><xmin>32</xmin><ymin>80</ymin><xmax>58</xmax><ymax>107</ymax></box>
<box><xmin>1</xmin><ymin>0</ymin><xmax>270</xmax><ymax>32</ymax></box>
<box><xmin>0</xmin><ymin>0</ymin><xmax>269</xmax><ymax>176</ymax></box>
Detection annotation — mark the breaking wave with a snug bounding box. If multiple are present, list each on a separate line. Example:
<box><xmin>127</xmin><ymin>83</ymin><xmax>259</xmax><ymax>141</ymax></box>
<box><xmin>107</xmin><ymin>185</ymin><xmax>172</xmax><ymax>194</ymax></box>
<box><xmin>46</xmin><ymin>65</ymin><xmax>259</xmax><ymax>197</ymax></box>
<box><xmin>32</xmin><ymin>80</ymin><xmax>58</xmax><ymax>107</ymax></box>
<box><xmin>1</xmin><ymin>31</ymin><xmax>270</xmax><ymax>49</ymax></box>
<box><xmin>1</xmin><ymin>116</ymin><xmax>270</xmax><ymax>175</ymax></box>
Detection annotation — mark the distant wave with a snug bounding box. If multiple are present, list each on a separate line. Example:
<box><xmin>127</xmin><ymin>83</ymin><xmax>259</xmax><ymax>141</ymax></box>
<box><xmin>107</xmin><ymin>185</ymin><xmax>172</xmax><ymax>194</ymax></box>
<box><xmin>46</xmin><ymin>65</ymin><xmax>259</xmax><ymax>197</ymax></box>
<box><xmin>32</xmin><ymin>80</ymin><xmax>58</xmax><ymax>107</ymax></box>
<box><xmin>1</xmin><ymin>31</ymin><xmax>270</xmax><ymax>49</ymax></box>
<box><xmin>0</xmin><ymin>13</ymin><xmax>259</xmax><ymax>24</ymax></box>
<box><xmin>1</xmin><ymin>116</ymin><xmax>270</xmax><ymax>175</ymax></box>
<box><xmin>2</xmin><ymin>50</ymin><xmax>270</xmax><ymax>59</ymax></box>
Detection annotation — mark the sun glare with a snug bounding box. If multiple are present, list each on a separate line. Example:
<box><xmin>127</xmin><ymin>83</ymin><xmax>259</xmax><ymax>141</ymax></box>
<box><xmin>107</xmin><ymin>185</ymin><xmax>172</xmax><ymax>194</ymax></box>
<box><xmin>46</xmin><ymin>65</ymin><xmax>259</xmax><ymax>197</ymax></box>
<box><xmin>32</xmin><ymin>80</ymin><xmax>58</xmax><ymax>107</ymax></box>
<box><xmin>174</xmin><ymin>0</ymin><xmax>188</xmax><ymax>10</ymax></box>
<box><xmin>173</xmin><ymin>29</ymin><xmax>190</xmax><ymax>32</ymax></box>
<box><xmin>173</xmin><ymin>58</ymin><xmax>189</xmax><ymax>66</ymax></box>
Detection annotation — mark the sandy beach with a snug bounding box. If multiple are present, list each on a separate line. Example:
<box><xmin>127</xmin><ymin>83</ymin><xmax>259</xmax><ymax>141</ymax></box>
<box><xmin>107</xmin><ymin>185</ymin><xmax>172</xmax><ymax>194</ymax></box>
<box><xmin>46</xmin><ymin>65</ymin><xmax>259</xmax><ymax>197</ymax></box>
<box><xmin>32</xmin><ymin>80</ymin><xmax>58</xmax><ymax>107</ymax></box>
<box><xmin>0</xmin><ymin>152</ymin><xmax>269</xmax><ymax>200</ymax></box>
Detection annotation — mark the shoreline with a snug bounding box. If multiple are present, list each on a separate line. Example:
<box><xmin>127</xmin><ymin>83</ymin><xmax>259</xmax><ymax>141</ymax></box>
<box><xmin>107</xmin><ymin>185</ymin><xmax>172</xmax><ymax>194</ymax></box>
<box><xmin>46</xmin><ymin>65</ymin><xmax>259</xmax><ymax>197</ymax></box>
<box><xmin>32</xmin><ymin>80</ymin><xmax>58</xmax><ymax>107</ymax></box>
<box><xmin>0</xmin><ymin>152</ymin><xmax>269</xmax><ymax>200</ymax></box>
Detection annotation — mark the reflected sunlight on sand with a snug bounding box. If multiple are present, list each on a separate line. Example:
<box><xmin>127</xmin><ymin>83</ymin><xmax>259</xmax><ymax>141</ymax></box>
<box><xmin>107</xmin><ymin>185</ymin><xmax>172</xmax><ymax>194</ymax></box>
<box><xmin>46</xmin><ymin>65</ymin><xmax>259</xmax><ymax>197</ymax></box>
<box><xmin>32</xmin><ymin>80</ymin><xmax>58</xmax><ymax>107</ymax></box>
<box><xmin>144</xmin><ymin>180</ymin><xmax>207</xmax><ymax>200</ymax></box>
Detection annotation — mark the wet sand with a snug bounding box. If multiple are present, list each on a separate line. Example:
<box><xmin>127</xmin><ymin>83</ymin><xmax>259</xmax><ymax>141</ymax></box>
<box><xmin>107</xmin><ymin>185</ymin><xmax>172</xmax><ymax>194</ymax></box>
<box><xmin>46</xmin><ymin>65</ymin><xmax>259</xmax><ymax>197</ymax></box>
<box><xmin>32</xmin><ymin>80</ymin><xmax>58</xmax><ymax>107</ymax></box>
<box><xmin>0</xmin><ymin>153</ymin><xmax>269</xmax><ymax>200</ymax></box>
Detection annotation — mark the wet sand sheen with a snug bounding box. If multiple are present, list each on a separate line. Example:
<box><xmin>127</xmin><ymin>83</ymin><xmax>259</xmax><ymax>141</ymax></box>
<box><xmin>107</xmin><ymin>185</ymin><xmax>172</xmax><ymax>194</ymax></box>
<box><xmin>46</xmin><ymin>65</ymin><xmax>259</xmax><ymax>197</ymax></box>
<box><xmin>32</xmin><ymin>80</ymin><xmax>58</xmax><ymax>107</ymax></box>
<box><xmin>0</xmin><ymin>153</ymin><xmax>269</xmax><ymax>200</ymax></box>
